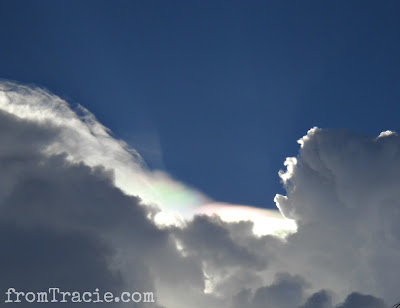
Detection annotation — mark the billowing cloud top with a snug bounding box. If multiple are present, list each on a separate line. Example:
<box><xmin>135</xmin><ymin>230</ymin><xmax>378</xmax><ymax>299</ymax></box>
<box><xmin>0</xmin><ymin>81</ymin><xmax>398</xmax><ymax>308</ymax></box>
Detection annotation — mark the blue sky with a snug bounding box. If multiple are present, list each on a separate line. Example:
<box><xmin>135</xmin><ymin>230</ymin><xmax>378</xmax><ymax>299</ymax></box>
<box><xmin>1</xmin><ymin>1</ymin><xmax>400</xmax><ymax>208</ymax></box>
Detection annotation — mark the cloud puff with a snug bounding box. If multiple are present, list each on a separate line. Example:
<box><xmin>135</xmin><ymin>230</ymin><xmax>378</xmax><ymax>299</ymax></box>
<box><xmin>299</xmin><ymin>290</ymin><xmax>333</xmax><ymax>308</ymax></box>
<box><xmin>336</xmin><ymin>293</ymin><xmax>386</xmax><ymax>308</ymax></box>
<box><xmin>1</xmin><ymin>81</ymin><xmax>399</xmax><ymax>308</ymax></box>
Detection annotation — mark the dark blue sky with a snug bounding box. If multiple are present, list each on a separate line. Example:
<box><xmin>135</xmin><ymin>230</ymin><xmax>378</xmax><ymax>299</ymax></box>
<box><xmin>1</xmin><ymin>1</ymin><xmax>399</xmax><ymax>208</ymax></box>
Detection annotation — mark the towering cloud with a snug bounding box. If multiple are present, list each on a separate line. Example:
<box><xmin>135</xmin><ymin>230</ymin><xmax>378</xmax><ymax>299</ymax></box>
<box><xmin>274</xmin><ymin>127</ymin><xmax>400</xmax><ymax>303</ymax></box>
<box><xmin>0</xmin><ymin>81</ymin><xmax>399</xmax><ymax>307</ymax></box>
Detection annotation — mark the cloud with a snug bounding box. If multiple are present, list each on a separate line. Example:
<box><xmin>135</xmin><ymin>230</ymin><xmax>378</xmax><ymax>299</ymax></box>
<box><xmin>0</xmin><ymin>81</ymin><xmax>294</xmax><ymax>237</ymax></box>
<box><xmin>336</xmin><ymin>293</ymin><xmax>386</xmax><ymax>308</ymax></box>
<box><xmin>273</xmin><ymin>128</ymin><xmax>400</xmax><ymax>303</ymax></box>
<box><xmin>299</xmin><ymin>290</ymin><xmax>332</xmax><ymax>308</ymax></box>
<box><xmin>232</xmin><ymin>272</ymin><xmax>309</xmax><ymax>308</ymax></box>
<box><xmin>299</xmin><ymin>291</ymin><xmax>386</xmax><ymax>308</ymax></box>
<box><xmin>0</xmin><ymin>81</ymin><xmax>399</xmax><ymax>308</ymax></box>
<box><xmin>0</xmin><ymin>112</ymin><xmax>161</xmax><ymax>307</ymax></box>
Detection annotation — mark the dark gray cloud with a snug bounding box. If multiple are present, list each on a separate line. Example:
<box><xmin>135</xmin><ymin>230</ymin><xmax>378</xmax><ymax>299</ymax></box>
<box><xmin>298</xmin><ymin>290</ymin><xmax>332</xmax><ymax>308</ymax></box>
<box><xmin>336</xmin><ymin>293</ymin><xmax>386</xmax><ymax>308</ymax></box>
<box><xmin>0</xmin><ymin>224</ymin><xmax>123</xmax><ymax>307</ymax></box>
<box><xmin>234</xmin><ymin>272</ymin><xmax>309</xmax><ymax>308</ymax></box>
<box><xmin>299</xmin><ymin>291</ymin><xmax>387</xmax><ymax>308</ymax></box>
<box><xmin>173</xmin><ymin>215</ymin><xmax>267</xmax><ymax>271</ymax></box>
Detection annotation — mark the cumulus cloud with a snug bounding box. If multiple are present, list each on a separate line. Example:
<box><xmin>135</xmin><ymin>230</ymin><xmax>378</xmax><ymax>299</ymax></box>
<box><xmin>274</xmin><ymin>128</ymin><xmax>400</xmax><ymax>303</ymax></box>
<box><xmin>0</xmin><ymin>81</ymin><xmax>399</xmax><ymax>308</ymax></box>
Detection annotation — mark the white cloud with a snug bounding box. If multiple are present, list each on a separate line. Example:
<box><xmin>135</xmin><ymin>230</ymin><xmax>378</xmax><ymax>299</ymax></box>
<box><xmin>274</xmin><ymin>128</ymin><xmax>400</xmax><ymax>303</ymax></box>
